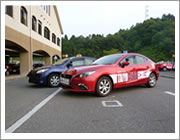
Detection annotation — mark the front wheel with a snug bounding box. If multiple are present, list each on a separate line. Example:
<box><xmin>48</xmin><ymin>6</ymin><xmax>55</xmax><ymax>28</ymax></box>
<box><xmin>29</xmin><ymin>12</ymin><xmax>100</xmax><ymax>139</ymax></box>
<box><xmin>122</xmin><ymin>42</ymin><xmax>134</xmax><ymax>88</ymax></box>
<box><xmin>48</xmin><ymin>73</ymin><xmax>60</xmax><ymax>87</ymax></box>
<box><xmin>95</xmin><ymin>76</ymin><xmax>112</xmax><ymax>97</ymax></box>
<box><xmin>146</xmin><ymin>72</ymin><xmax>157</xmax><ymax>88</ymax></box>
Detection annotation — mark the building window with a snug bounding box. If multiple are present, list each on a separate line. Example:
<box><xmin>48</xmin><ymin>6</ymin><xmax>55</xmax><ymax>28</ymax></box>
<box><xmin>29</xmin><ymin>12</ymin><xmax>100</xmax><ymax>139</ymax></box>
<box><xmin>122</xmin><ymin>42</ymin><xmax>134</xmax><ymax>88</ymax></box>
<box><xmin>5</xmin><ymin>6</ymin><xmax>13</xmax><ymax>17</ymax></box>
<box><xmin>21</xmin><ymin>6</ymin><xmax>28</xmax><ymax>26</ymax></box>
<box><xmin>42</xmin><ymin>5</ymin><xmax>50</xmax><ymax>16</ymax></box>
<box><xmin>46</xmin><ymin>6</ymin><xmax>50</xmax><ymax>16</ymax></box>
<box><xmin>32</xmin><ymin>16</ymin><xmax>37</xmax><ymax>31</ymax></box>
<box><xmin>52</xmin><ymin>33</ymin><xmax>56</xmax><ymax>44</ymax></box>
<box><xmin>44</xmin><ymin>27</ymin><xmax>50</xmax><ymax>40</ymax></box>
<box><xmin>57</xmin><ymin>37</ymin><xmax>60</xmax><ymax>46</ymax></box>
<box><xmin>38</xmin><ymin>20</ymin><xmax>42</xmax><ymax>35</ymax></box>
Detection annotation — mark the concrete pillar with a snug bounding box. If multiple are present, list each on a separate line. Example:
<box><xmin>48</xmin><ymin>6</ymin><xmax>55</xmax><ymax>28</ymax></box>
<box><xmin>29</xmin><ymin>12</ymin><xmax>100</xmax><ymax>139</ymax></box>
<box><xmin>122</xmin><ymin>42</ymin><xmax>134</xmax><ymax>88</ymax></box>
<box><xmin>45</xmin><ymin>56</ymin><xmax>51</xmax><ymax>66</ymax></box>
<box><xmin>20</xmin><ymin>51</ymin><xmax>32</xmax><ymax>76</ymax></box>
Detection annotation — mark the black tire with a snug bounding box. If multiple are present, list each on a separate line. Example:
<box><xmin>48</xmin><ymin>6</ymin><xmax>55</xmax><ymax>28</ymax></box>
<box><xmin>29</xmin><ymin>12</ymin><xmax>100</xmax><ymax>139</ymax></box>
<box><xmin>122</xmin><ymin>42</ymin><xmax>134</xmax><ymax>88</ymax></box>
<box><xmin>95</xmin><ymin>76</ymin><xmax>112</xmax><ymax>97</ymax></box>
<box><xmin>48</xmin><ymin>73</ymin><xmax>60</xmax><ymax>87</ymax></box>
<box><xmin>163</xmin><ymin>67</ymin><xmax>167</xmax><ymax>71</ymax></box>
<box><xmin>146</xmin><ymin>72</ymin><xmax>157</xmax><ymax>88</ymax></box>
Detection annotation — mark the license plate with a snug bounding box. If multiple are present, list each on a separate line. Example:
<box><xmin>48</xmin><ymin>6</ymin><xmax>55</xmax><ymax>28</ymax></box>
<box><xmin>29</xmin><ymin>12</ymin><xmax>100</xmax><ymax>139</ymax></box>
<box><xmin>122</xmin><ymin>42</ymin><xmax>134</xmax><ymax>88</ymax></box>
<box><xmin>60</xmin><ymin>77</ymin><xmax>70</xmax><ymax>85</ymax></box>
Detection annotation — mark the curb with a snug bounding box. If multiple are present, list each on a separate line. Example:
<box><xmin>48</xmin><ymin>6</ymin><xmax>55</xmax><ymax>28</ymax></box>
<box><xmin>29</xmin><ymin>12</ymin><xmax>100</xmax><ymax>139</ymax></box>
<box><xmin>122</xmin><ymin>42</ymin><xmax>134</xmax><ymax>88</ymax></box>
<box><xmin>5</xmin><ymin>75</ymin><xmax>26</xmax><ymax>80</ymax></box>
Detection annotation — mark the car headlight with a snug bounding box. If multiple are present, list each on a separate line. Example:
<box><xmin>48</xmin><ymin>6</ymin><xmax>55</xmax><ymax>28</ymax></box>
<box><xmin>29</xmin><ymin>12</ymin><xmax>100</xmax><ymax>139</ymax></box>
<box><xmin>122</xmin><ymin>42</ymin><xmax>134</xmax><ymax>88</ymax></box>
<box><xmin>36</xmin><ymin>69</ymin><xmax>49</xmax><ymax>74</ymax></box>
<box><xmin>76</xmin><ymin>71</ymin><xmax>96</xmax><ymax>78</ymax></box>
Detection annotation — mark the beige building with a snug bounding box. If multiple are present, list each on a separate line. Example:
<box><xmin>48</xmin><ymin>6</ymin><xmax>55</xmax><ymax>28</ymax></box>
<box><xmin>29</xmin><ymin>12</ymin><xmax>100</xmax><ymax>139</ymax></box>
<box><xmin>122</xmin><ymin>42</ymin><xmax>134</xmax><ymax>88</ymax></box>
<box><xmin>5</xmin><ymin>5</ymin><xmax>63</xmax><ymax>75</ymax></box>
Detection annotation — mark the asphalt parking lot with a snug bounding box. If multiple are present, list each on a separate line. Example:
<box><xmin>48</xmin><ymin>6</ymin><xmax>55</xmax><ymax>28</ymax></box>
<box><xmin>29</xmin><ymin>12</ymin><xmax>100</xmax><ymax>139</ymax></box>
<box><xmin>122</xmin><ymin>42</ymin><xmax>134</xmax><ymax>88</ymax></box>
<box><xmin>5</xmin><ymin>71</ymin><xmax>175</xmax><ymax>133</ymax></box>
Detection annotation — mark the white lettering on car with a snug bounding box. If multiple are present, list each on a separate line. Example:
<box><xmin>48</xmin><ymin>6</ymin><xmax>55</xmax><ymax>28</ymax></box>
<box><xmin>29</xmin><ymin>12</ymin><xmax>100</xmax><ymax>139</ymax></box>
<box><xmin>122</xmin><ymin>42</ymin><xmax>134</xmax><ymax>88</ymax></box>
<box><xmin>110</xmin><ymin>70</ymin><xmax>151</xmax><ymax>84</ymax></box>
<box><xmin>110</xmin><ymin>73</ymin><xmax>128</xmax><ymax>84</ymax></box>
<box><xmin>128</xmin><ymin>71</ymin><xmax>137</xmax><ymax>81</ymax></box>
<box><xmin>138</xmin><ymin>70</ymin><xmax>151</xmax><ymax>79</ymax></box>
<box><xmin>117</xmin><ymin>73</ymin><xmax>128</xmax><ymax>83</ymax></box>
<box><xmin>110</xmin><ymin>74</ymin><xmax>118</xmax><ymax>84</ymax></box>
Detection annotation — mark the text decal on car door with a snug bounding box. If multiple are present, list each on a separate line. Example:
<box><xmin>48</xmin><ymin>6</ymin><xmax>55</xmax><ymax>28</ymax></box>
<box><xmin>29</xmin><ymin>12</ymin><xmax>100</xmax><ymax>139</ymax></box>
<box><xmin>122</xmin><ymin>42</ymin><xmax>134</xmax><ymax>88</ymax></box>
<box><xmin>117</xmin><ymin>73</ymin><xmax>128</xmax><ymax>83</ymax></box>
<box><xmin>138</xmin><ymin>70</ymin><xmax>151</xmax><ymax>79</ymax></box>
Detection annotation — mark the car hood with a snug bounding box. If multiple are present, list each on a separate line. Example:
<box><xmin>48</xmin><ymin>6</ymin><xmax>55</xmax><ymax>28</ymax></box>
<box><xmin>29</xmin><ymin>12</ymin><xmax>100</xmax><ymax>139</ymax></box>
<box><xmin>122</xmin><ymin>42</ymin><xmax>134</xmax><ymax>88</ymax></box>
<box><xmin>62</xmin><ymin>64</ymin><xmax>110</xmax><ymax>76</ymax></box>
<box><xmin>33</xmin><ymin>65</ymin><xmax>64</xmax><ymax>71</ymax></box>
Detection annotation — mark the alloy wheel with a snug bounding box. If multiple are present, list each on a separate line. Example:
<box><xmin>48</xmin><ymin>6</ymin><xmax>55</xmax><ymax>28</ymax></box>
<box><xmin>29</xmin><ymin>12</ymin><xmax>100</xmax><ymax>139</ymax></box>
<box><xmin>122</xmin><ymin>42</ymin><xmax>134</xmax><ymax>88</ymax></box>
<box><xmin>50</xmin><ymin>75</ymin><xmax>60</xmax><ymax>87</ymax></box>
<box><xmin>96</xmin><ymin>76</ymin><xmax>112</xmax><ymax>97</ymax></box>
<box><xmin>149</xmin><ymin>73</ymin><xmax>156</xmax><ymax>87</ymax></box>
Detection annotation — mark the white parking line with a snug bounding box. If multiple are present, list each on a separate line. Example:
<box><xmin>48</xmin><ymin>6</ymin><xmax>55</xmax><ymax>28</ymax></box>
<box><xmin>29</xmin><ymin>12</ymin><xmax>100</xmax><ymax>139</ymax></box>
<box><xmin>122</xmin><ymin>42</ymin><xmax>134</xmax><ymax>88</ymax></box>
<box><xmin>164</xmin><ymin>91</ymin><xmax>175</xmax><ymax>96</ymax></box>
<box><xmin>6</xmin><ymin>88</ymin><xmax>62</xmax><ymax>133</ymax></box>
<box><xmin>102</xmin><ymin>100</ymin><xmax>123</xmax><ymax>107</ymax></box>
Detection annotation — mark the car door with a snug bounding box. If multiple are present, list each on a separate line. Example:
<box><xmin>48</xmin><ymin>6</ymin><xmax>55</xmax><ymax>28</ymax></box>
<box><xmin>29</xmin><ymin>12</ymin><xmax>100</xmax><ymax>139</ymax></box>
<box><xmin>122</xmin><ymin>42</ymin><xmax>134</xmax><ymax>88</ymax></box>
<box><xmin>134</xmin><ymin>55</ymin><xmax>150</xmax><ymax>83</ymax></box>
<box><xmin>116</xmin><ymin>55</ymin><xmax>138</xmax><ymax>88</ymax></box>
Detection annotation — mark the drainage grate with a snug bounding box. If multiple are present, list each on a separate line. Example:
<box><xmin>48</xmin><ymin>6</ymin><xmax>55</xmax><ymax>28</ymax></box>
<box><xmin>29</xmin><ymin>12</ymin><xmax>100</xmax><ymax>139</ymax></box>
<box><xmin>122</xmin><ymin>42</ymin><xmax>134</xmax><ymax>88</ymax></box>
<box><xmin>102</xmin><ymin>100</ymin><xmax>123</xmax><ymax>107</ymax></box>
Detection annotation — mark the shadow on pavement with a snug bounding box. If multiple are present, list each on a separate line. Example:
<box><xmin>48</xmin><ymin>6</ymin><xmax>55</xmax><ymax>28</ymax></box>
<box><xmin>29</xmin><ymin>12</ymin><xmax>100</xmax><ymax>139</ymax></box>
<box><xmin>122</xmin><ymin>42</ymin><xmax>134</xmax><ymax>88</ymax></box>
<box><xmin>59</xmin><ymin>85</ymin><xmax>146</xmax><ymax>98</ymax></box>
<box><xmin>26</xmin><ymin>84</ymin><xmax>51</xmax><ymax>89</ymax></box>
<box><xmin>60</xmin><ymin>90</ymin><xmax>96</xmax><ymax>98</ymax></box>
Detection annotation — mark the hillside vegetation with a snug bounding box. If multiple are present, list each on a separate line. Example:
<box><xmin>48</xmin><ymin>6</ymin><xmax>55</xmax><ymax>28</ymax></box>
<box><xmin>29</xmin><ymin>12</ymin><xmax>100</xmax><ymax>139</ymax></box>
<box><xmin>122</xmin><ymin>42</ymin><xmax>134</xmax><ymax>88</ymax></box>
<box><xmin>62</xmin><ymin>14</ymin><xmax>175</xmax><ymax>62</ymax></box>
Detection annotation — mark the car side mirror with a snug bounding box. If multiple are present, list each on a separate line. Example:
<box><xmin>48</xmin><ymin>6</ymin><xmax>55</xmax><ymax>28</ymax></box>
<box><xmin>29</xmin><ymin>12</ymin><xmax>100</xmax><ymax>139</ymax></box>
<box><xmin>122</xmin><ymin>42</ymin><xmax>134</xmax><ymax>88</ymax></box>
<box><xmin>67</xmin><ymin>62</ymin><xmax>72</xmax><ymax>68</ymax></box>
<box><xmin>121</xmin><ymin>61</ymin><xmax>130</xmax><ymax>67</ymax></box>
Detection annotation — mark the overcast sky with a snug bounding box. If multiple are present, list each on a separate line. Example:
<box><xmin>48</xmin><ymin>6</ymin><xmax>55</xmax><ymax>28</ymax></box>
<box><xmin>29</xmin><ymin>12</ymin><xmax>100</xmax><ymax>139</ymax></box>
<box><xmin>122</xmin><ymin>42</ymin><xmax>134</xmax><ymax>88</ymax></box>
<box><xmin>57</xmin><ymin>1</ymin><xmax>178</xmax><ymax>38</ymax></box>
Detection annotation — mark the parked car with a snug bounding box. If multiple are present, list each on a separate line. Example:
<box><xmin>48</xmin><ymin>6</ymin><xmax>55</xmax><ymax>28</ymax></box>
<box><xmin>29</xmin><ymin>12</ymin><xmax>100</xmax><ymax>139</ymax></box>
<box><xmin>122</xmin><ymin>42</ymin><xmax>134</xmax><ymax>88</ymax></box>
<box><xmin>5</xmin><ymin>64</ymin><xmax>10</xmax><ymax>76</ymax></box>
<box><xmin>11</xmin><ymin>63</ymin><xmax>20</xmax><ymax>74</ymax></box>
<box><xmin>158</xmin><ymin>61</ymin><xmax>174</xmax><ymax>71</ymax></box>
<box><xmin>5</xmin><ymin>63</ymin><xmax>20</xmax><ymax>75</ymax></box>
<box><xmin>27</xmin><ymin>56</ymin><xmax>95</xmax><ymax>87</ymax></box>
<box><xmin>60</xmin><ymin>53</ymin><xmax>159</xmax><ymax>97</ymax></box>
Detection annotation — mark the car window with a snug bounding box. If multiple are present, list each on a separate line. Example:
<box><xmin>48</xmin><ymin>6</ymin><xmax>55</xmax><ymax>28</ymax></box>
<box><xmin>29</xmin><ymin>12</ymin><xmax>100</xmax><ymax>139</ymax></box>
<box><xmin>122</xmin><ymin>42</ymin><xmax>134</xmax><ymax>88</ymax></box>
<box><xmin>72</xmin><ymin>58</ymin><xmax>84</xmax><ymax>66</ymax></box>
<box><xmin>135</xmin><ymin>56</ymin><xmax>147</xmax><ymax>64</ymax></box>
<box><xmin>85</xmin><ymin>58</ymin><xmax>94</xmax><ymax>65</ymax></box>
<box><xmin>120</xmin><ymin>56</ymin><xmax>135</xmax><ymax>65</ymax></box>
<box><xmin>166</xmin><ymin>62</ymin><xmax>172</xmax><ymax>65</ymax></box>
<box><xmin>54</xmin><ymin>58</ymin><xmax>70</xmax><ymax>66</ymax></box>
<box><xmin>93</xmin><ymin>54</ymin><xmax>123</xmax><ymax>65</ymax></box>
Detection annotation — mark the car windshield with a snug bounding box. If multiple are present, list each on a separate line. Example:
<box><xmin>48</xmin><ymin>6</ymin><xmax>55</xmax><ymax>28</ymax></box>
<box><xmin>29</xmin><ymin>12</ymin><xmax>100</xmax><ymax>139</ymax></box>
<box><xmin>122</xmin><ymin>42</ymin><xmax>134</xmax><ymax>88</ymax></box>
<box><xmin>53</xmin><ymin>58</ymin><xmax>70</xmax><ymax>66</ymax></box>
<box><xmin>92</xmin><ymin>54</ymin><xmax>123</xmax><ymax>65</ymax></box>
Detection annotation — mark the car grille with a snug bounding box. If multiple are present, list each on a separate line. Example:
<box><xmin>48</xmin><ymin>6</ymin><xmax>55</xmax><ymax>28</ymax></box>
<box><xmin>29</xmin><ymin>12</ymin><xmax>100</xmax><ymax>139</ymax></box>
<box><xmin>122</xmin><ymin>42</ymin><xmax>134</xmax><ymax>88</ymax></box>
<box><xmin>60</xmin><ymin>74</ymin><xmax>73</xmax><ymax>88</ymax></box>
<box><xmin>28</xmin><ymin>70</ymin><xmax>41</xmax><ymax>83</ymax></box>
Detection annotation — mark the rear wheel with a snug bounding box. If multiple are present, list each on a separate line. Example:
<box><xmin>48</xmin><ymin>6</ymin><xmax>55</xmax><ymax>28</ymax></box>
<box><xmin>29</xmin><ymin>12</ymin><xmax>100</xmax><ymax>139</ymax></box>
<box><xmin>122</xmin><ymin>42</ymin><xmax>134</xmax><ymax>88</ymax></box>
<box><xmin>163</xmin><ymin>67</ymin><xmax>167</xmax><ymax>71</ymax></box>
<box><xmin>48</xmin><ymin>73</ymin><xmax>60</xmax><ymax>87</ymax></box>
<box><xmin>95</xmin><ymin>76</ymin><xmax>112</xmax><ymax>97</ymax></box>
<box><xmin>146</xmin><ymin>72</ymin><xmax>157</xmax><ymax>88</ymax></box>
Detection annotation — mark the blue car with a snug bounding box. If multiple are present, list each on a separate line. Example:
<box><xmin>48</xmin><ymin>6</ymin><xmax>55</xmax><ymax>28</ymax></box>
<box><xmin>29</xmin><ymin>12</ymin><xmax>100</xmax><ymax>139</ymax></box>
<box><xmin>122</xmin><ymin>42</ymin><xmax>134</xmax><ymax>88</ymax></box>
<box><xmin>27</xmin><ymin>56</ymin><xmax>95</xmax><ymax>87</ymax></box>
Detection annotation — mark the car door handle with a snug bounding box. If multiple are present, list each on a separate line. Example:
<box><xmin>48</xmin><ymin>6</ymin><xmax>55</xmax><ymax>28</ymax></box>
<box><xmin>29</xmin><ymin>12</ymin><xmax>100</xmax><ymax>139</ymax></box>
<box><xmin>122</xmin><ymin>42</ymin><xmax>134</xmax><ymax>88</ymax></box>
<box><xmin>133</xmin><ymin>68</ymin><xmax>136</xmax><ymax>70</ymax></box>
<box><xmin>146</xmin><ymin>66</ymin><xmax>149</xmax><ymax>69</ymax></box>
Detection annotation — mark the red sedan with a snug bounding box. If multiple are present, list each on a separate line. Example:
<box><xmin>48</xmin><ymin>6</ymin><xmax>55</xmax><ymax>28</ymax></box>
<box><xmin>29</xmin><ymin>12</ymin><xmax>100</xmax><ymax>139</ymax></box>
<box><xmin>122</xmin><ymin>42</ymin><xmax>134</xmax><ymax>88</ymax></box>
<box><xmin>158</xmin><ymin>61</ymin><xmax>174</xmax><ymax>71</ymax></box>
<box><xmin>60</xmin><ymin>53</ymin><xmax>159</xmax><ymax>97</ymax></box>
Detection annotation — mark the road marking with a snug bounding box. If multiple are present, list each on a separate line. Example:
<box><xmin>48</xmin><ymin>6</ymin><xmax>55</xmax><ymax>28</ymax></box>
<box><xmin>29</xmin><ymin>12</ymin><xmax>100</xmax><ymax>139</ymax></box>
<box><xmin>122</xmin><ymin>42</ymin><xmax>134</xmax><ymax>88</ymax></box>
<box><xmin>102</xmin><ymin>100</ymin><xmax>123</xmax><ymax>107</ymax></box>
<box><xmin>6</xmin><ymin>88</ymin><xmax>62</xmax><ymax>133</ymax></box>
<box><xmin>164</xmin><ymin>91</ymin><xmax>175</xmax><ymax>96</ymax></box>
